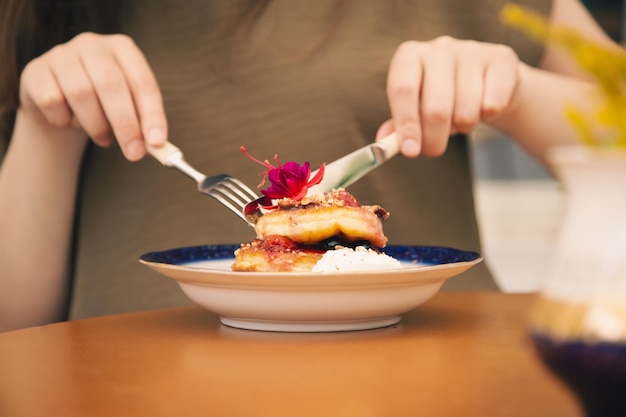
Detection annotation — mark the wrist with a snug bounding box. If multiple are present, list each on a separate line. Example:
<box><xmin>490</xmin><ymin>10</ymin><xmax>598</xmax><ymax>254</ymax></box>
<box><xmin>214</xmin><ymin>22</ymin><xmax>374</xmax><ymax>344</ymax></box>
<box><xmin>14</xmin><ymin>108</ymin><xmax>89</xmax><ymax>157</ymax></box>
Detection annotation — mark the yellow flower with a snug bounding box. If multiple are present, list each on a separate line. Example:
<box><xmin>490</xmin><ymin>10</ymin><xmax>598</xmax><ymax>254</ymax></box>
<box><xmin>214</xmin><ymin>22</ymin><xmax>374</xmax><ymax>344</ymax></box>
<box><xmin>501</xmin><ymin>3</ymin><xmax>626</xmax><ymax>147</ymax></box>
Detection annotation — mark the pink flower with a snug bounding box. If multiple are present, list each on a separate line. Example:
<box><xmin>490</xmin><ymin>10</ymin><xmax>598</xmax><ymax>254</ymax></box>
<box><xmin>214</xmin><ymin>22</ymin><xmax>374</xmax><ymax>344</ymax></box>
<box><xmin>240</xmin><ymin>146</ymin><xmax>325</xmax><ymax>210</ymax></box>
<box><xmin>264</xmin><ymin>160</ymin><xmax>320</xmax><ymax>200</ymax></box>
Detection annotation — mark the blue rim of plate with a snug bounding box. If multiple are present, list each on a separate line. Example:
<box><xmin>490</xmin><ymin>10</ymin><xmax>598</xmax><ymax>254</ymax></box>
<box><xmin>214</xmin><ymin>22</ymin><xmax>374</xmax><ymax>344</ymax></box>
<box><xmin>139</xmin><ymin>244</ymin><xmax>481</xmax><ymax>267</ymax></box>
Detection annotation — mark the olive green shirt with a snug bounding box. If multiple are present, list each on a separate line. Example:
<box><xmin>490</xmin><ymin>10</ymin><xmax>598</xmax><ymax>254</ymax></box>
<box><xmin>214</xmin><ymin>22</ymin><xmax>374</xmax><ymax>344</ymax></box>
<box><xmin>69</xmin><ymin>0</ymin><xmax>553</xmax><ymax>319</ymax></box>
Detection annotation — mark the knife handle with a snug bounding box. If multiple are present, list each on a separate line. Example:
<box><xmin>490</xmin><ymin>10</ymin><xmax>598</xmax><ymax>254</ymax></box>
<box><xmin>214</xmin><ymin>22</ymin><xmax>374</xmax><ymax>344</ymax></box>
<box><xmin>377</xmin><ymin>133</ymin><xmax>401</xmax><ymax>159</ymax></box>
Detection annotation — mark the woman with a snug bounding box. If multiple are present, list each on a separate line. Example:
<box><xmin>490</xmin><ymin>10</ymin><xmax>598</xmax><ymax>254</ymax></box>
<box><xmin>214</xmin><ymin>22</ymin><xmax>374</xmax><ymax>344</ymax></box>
<box><xmin>0</xmin><ymin>0</ymin><xmax>618</xmax><ymax>331</ymax></box>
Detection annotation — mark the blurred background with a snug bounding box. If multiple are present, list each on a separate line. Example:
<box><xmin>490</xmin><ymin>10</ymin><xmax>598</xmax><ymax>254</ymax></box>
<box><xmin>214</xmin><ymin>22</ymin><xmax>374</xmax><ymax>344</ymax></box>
<box><xmin>472</xmin><ymin>0</ymin><xmax>623</xmax><ymax>292</ymax></box>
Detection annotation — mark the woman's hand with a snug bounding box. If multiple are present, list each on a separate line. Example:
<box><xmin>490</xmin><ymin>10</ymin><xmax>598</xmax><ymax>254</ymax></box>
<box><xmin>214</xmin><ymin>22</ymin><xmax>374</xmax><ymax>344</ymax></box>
<box><xmin>377</xmin><ymin>36</ymin><xmax>521</xmax><ymax>158</ymax></box>
<box><xmin>18</xmin><ymin>32</ymin><xmax>167</xmax><ymax>161</ymax></box>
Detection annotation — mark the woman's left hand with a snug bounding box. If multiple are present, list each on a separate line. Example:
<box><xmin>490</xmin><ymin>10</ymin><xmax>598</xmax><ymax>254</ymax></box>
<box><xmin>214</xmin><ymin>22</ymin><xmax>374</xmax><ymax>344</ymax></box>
<box><xmin>377</xmin><ymin>36</ymin><xmax>521</xmax><ymax>157</ymax></box>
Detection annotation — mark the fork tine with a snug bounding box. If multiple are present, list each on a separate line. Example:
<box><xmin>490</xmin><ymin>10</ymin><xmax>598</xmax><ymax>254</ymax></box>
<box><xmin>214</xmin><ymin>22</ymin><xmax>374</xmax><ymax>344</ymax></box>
<box><xmin>207</xmin><ymin>177</ymin><xmax>257</xmax><ymax>208</ymax></box>
<box><xmin>205</xmin><ymin>176</ymin><xmax>258</xmax><ymax>226</ymax></box>
<box><xmin>210</xmin><ymin>184</ymin><xmax>253</xmax><ymax>211</ymax></box>
<box><xmin>221</xmin><ymin>177</ymin><xmax>259</xmax><ymax>203</ymax></box>
<box><xmin>208</xmin><ymin>191</ymin><xmax>251</xmax><ymax>224</ymax></box>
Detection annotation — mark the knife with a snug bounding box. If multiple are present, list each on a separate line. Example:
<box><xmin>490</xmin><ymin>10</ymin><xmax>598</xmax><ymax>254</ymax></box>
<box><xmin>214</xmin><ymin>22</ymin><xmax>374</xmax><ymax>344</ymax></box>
<box><xmin>307</xmin><ymin>133</ymin><xmax>401</xmax><ymax>195</ymax></box>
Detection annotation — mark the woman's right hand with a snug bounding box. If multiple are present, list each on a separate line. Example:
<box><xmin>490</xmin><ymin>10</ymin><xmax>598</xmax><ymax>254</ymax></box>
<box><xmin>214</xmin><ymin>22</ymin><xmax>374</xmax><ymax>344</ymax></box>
<box><xmin>18</xmin><ymin>32</ymin><xmax>167</xmax><ymax>161</ymax></box>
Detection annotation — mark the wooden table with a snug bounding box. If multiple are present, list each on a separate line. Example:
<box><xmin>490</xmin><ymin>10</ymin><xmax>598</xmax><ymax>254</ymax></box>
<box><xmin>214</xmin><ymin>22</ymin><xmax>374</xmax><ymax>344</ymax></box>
<box><xmin>0</xmin><ymin>293</ymin><xmax>581</xmax><ymax>417</ymax></box>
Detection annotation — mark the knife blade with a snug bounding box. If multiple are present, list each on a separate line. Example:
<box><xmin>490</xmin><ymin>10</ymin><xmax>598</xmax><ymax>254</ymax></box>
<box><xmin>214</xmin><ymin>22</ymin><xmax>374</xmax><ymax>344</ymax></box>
<box><xmin>307</xmin><ymin>133</ymin><xmax>400</xmax><ymax>195</ymax></box>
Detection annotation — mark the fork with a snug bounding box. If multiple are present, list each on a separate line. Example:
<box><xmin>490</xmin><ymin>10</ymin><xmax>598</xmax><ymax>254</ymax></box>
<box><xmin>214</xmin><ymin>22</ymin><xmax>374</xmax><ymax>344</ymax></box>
<box><xmin>146</xmin><ymin>142</ymin><xmax>258</xmax><ymax>227</ymax></box>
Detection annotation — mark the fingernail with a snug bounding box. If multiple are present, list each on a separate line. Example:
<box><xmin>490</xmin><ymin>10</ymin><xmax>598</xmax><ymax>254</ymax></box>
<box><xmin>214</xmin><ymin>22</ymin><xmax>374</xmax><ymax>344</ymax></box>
<box><xmin>401</xmin><ymin>139</ymin><xmax>421</xmax><ymax>157</ymax></box>
<box><xmin>126</xmin><ymin>140</ymin><xmax>143</xmax><ymax>160</ymax></box>
<box><xmin>146</xmin><ymin>127</ymin><xmax>165</xmax><ymax>145</ymax></box>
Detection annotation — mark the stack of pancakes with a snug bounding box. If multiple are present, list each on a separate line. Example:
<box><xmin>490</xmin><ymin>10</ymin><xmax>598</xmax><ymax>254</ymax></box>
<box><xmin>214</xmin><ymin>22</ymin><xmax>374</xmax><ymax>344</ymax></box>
<box><xmin>232</xmin><ymin>189</ymin><xmax>389</xmax><ymax>272</ymax></box>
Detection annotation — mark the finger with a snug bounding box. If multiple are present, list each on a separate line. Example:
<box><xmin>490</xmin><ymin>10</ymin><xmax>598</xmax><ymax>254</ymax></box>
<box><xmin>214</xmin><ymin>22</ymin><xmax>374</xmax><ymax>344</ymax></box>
<box><xmin>419</xmin><ymin>39</ymin><xmax>454</xmax><ymax>157</ymax></box>
<box><xmin>375</xmin><ymin>119</ymin><xmax>395</xmax><ymax>141</ymax></box>
<box><xmin>77</xmin><ymin>37</ymin><xmax>145</xmax><ymax>160</ymax></box>
<box><xmin>47</xmin><ymin>46</ymin><xmax>115</xmax><ymax>147</ymax></box>
<box><xmin>387</xmin><ymin>41</ymin><xmax>422</xmax><ymax>157</ymax></box>
<box><xmin>68</xmin><ymin>114</ymin><xmax>113</xmax><ymax>147</ymax></box>
<box><xmin>111</xmin><ymin>35</ymin><xmax>168</xmax><ymax>147</ymax></box>
<box><xmin>482</xmin><ymin>45</ymin><xmax>519</xmax><ymax>120</ymax></box>
<box><xmin>453</xmin><ymin>44</ymin><xmax>484</xmax><ymax>134</ymax></box>
<box><xmin>19</xmin><ymin>60</ymin><xmax>73</xmax><ymax>128</ymax></box>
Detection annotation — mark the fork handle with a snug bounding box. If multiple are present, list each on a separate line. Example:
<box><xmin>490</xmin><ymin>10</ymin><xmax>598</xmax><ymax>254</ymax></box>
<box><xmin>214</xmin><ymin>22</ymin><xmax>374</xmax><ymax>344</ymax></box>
<box><xmin>146</xmin><ymin>142</ymin><xmax>182</xmax><ymax>167</ymax></box>
<box><xmin>146</xmin><ymin>142</ymin><xmax>206</xmax><ymax>183</ymax></box>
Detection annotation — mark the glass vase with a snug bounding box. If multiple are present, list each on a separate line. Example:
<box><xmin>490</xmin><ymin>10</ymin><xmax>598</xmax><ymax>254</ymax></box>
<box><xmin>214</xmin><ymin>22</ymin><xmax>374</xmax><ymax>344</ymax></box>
<box><xmin>529</xmin><ymin>145</ymin><xmax>626</xmax><ymax>417</ymax></box>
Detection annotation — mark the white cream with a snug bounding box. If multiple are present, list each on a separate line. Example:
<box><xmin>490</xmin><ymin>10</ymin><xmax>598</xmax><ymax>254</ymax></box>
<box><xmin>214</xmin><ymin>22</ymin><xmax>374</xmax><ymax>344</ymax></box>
<box><xmin>312</xmin><ymin>246</ymin><xmax>402</xmax><ymax>272</ymax></box>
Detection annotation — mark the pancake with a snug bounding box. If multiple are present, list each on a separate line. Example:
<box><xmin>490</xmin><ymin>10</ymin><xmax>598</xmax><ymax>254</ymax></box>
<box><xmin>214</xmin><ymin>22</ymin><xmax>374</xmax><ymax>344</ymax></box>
<box><xmin>233</xmin><ymin>236</ymin><xmax>324</xmax><ymax>272</ymax></box>
<box><xmin>255</xmin><ymin>205</ymin><xmax>388</xmax><ymax>247</ymax></box>
<box><xmin>232</xmin><ymin>189</ymin><xmax>390</xmax><ymax>272</ymax></box>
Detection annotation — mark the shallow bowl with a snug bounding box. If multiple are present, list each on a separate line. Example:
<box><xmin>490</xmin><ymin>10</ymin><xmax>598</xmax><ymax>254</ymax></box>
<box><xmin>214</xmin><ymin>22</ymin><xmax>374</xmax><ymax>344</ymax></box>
<box><xmin>139</xmin><ymin>244</ymin><xmax>482</xmax><ymax>332</ymax></box>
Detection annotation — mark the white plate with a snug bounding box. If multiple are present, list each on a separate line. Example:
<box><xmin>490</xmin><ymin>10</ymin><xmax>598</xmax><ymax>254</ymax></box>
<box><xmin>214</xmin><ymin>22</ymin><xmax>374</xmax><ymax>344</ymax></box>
<box><xmin>139</xmin><ymin>245</ymin><xmax>482</xmax><ymax>332</ymax></box>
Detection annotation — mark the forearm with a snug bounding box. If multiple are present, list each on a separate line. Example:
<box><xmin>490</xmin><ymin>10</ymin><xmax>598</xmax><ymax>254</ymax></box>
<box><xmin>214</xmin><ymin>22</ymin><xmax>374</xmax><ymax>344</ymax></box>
<box><xmin>0</xmin><ymin>110</ymin><xmax>87</xmax><ymax>331</ymax></box>
<box><xmin>489</xmin><ymin>63</ymin><xmax>597</xmax><ymax>167</ymax></box>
